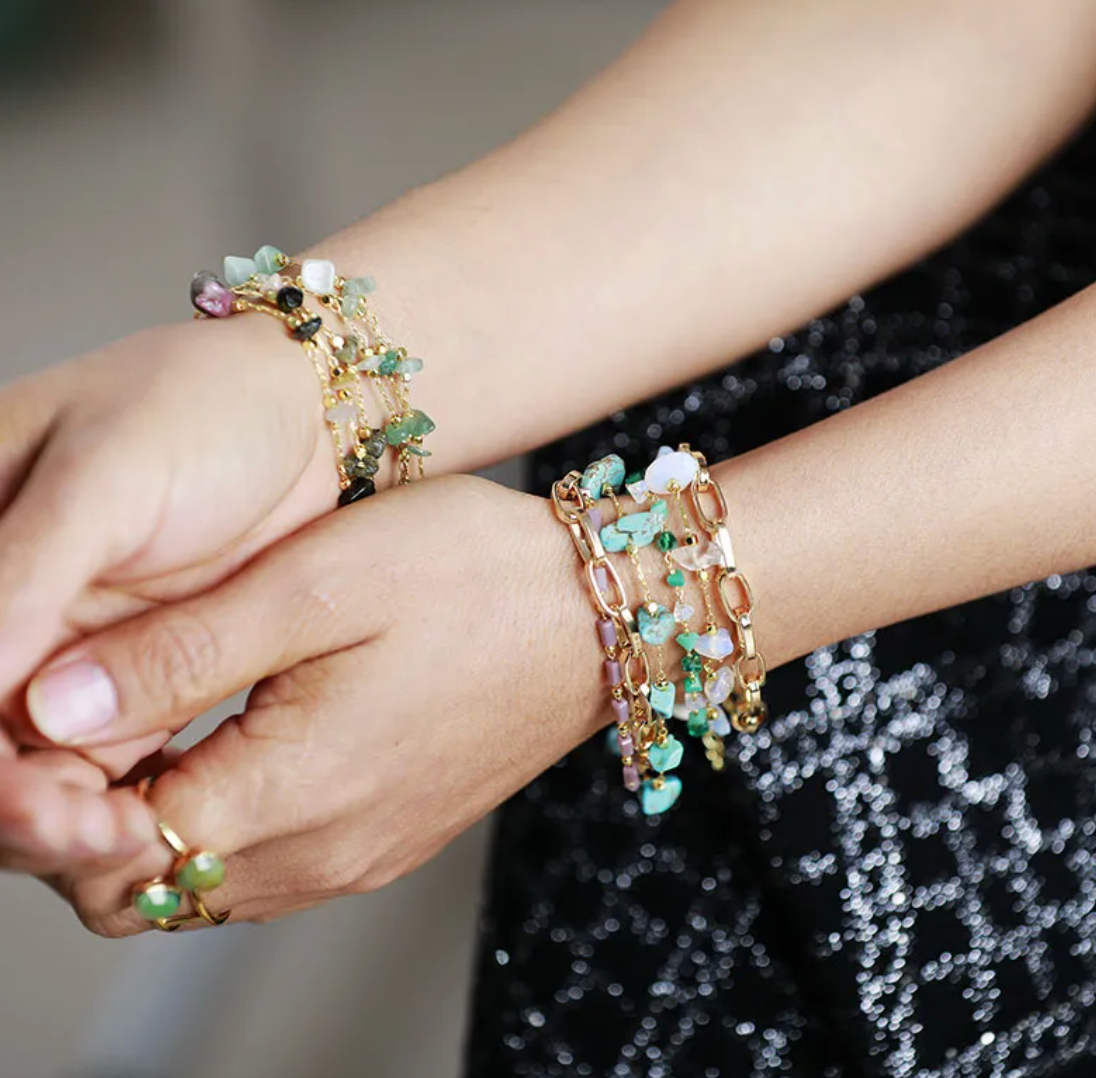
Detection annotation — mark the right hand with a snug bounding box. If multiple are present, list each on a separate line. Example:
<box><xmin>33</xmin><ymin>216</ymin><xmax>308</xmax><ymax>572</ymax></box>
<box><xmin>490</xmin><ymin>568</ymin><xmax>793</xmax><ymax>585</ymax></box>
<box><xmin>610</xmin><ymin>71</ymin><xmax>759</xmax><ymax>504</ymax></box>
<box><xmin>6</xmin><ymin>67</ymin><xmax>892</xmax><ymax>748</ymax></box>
<box><xmin>0</xmin><ymin>312</ymin><xmax>344</xmax><ymax>742</ymax></box>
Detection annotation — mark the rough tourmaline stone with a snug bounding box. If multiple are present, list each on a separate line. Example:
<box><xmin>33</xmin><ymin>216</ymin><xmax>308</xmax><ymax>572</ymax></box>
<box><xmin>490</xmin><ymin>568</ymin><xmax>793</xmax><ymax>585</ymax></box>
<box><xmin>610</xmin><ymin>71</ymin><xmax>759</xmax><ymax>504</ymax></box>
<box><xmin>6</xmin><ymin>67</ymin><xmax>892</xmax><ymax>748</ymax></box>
<box><xmin>277</xmin><ymin>286</ymin><xmax>304</xmax><ymax>313</ymax></box>
<box><xmin>345</xmin><ymin>454</ymin><xmax>379</xmax><ymax>479</ymax></box>
<box><xmin>338</xmin><ymin>478</ymin><xmax>376</xmax><ymax>507</ymax></box>
<box><xmin>291</xmin><ymin>315</ymin><xmax>323</xmax><ymax>341</ymax></box>
<box><xmin>190</xmin><ymin>272</ymin><xmax>234</xmax><ymax>318</ymax></box>
<box><xmin>365</xmin><ymin>432</ymin><xmax>387</xmax><ymax>457</ymax></box>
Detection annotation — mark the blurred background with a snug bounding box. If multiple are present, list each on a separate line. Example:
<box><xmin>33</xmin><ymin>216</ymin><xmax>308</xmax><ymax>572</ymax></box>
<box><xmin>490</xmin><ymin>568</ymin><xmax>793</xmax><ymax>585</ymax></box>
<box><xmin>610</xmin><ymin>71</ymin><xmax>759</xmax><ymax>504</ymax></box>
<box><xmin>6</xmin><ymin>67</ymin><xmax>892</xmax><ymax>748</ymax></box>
<box><xmin>0</xmin><ymin>1</ymin><xmax>666</xmax><ymax>1075</ymax></box>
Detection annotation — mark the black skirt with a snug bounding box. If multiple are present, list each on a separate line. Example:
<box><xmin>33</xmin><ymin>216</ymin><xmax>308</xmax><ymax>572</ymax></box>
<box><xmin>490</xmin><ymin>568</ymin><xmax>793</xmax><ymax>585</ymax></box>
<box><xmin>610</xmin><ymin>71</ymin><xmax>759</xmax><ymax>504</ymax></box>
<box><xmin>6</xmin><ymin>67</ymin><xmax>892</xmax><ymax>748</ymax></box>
<box><xmin>464</xmin><ymin>124</ymin><xmax>1096</xmax><ymax>1078</ymax></box>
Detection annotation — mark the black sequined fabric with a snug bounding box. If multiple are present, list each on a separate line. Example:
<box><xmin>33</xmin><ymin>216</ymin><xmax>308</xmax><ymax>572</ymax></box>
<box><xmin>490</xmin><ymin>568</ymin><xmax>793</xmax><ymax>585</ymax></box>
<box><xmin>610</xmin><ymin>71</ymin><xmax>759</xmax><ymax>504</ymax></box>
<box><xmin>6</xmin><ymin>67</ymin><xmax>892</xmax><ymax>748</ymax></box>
<box><xmin>464</xmin><ymin>127</ymin><xmax>1096</xmax><ymax>1078</ymax></box>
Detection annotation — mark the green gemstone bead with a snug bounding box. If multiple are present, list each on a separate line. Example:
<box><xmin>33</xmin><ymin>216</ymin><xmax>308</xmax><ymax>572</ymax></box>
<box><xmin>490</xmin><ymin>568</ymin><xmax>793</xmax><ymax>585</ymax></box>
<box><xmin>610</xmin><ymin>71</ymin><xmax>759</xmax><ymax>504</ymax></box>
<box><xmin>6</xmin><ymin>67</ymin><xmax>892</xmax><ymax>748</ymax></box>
<box><xmin>666</xmin><ymin>569</ymin><xmax>686</xmax><ymax>588</ymax></box>
<box><xmin>656</xmin><ymin>530</ymin><xmax>678</xmax><ymax>552</ymax></box>
<box><xmin>253</xmin><ymin>245</ymin><xmax>286</xmax><ymax>275</ymax></box>
<box><xmin>683</xmin><ymin>672</ymin><xmax>703</xmax><ymax>694</ymax></box>
<box><xmin>687</xmin><ymin>710</ymin><xmax>709</xmax><ymax>738</ymax></box>
<box><xmin>624</xmin><ymin>472</ymin><xmax>643</xmax><ymax>486</ymax></box>
<box><xmin>133</xmin><ymin>882</ymin><xmax>183</xmax><ymax>921</ymax></box>
<box><xmin>344</xmin><ymin>275</ymin><xmax>377</xmax><ymax>297</ymax></box>
<box><xmin>681</xmin><ymin>653</ymin><xmax>703</xmax><ymax>673</ymax></box>
<box><xmin>176</xmin><ymin>851</ymin><xmax>226</xmax><ymax>893</ymax></box>
<box><xmin>378</xmin><ymin>357</ymin><xmax>400</xmax><ymax>376</ymax></box>
<box><xmin>406</xmin><ymin>444</ymin><xmax>433</xmax><ymax>457</ymax></box>
<box><xmin>341</xmin><ymin>294</ymin><xmax>360</xmax><ymax>319</ymax></box>
<box><xmin>386</xmin><ymin>409</ymin><xmax>437</xmax><ymax>445</ymax></box>
<box><xmin>676</xmin><ymin>632</ymin><xmax>700</xmax><ymax>652</ymax></box>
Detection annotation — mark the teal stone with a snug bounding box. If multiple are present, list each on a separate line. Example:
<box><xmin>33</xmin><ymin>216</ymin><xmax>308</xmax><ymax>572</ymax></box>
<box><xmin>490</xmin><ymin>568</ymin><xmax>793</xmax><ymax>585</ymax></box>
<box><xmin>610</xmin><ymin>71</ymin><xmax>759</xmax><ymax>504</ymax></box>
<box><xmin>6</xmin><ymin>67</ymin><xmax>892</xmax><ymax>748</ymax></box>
<box><xmin>176</xmin><ymin>851</ymin><xmax>226</xmax><ymax>893</ymax></box>
<box><xmin>133</xmin><ymin>882</ymin><xmax>183</xmax><ymax>921</ymax></box>
<box><xmin>406</xmin><ymin>444</ymin><xmax>432</xmax><ymax>457</ymax></box>
<box><xmin>648</xmin><ymin>735</ymin><xmax>684</xmax><ymax>773</ymax></box>
<box><xmin>344</xmin><ymin>275</ymin><xmax>377</xmax><ymax>296</ymax></box>
<box><xmin>666</xmin><ymin>569</ymin><xmax>685</xmax><ymax>588</ymax></box>
<box><xmin>676</xmin><ymin>632</ymin><xmax>700</xmax><ymax>652</ymax></box>
<box><xmin>223</xmin><ymin>255</ymin><xmax>257</xmax><ymax>287</ymax></box>
<box><xmin>253</xmin><ymin>245</ymin><xmax>285</xmax><ymax>274</ymax></box>
<box><xmin>649</xmin><ymin>681</ymin><xmax>676</xmax><ymax>719</ymax></box>
<box><xmin>687</xmin><ymin>710</ymin><xmax>710</xmax><ymax>738</ymax></box>
<box><xmin>398</xmin><ymin>357</ymin><xmax>424</xmax><ymax>375</ymax></box>
<box><xmin>579</xmin><ymin>454</ymin><xmax>626</xmax><ymax>497</ymax></box>
<box><xmin>683</xmin><ymin>672</ymin><xmax>703</xmax><ymax>694</ymax></box>
<box><xmin>378</xmin><ymin>356</ymin><xmax>400</xmax><ymax>376</ymax></box>
<box><xmin>641</xmin><ymin>775</ymin><xmax>683</xmax><ymax>816</ymax></box>
<box><xmin>606</xmin><ymin>727</ymin><xmax>622</xmax><ymax>756</ymax></box>
<box><xmin>638</xmin><ymin>603</ymin><xmax>675</xmax><ymax>646</ymax></box>
<box><xmin>600</xmin><ymin>523</ymin><xmax>629</xmax><ymax>553</ymax></box>
<box><xmin>614</xmin><ymin>500</ymin><xmax>669</xmax><ymax>548</ymax></box>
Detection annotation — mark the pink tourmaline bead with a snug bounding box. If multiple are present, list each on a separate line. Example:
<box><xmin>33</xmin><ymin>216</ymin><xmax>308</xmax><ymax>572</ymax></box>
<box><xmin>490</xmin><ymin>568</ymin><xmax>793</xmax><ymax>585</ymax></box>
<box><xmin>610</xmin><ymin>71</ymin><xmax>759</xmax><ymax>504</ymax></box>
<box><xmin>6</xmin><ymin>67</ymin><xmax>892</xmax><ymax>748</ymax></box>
<box><xmin>611</xmin><ymin>697</ymin><xmax>629</xmax><ymax>723</ymax></box>
<box><xmin>622</xmin><ymin>765</ymin><xmax>641</xmax><ymax>792</ymax></box>
<box><xmin>588</xmin><ymin>507</ymin><xmax>603</xmax><ymax>531</ymax></box>
<box><xmin>617</xmin><ymin>733</ymin><xmax>635</xmax><ymax>757</ymax></box>
<box><xmin>605</xmin><ymin>659</ymin><xmax>623</xmax><ymax>686</ymax></box>
<box><xmin>597</xmin><ymin>618</ymin><xmax>618</xmax><ymax>648</ymax></box>
<box><xmin>190</xmin><ymin>272</ymin><xmax>234</xmax><ymax>318</ymax></box>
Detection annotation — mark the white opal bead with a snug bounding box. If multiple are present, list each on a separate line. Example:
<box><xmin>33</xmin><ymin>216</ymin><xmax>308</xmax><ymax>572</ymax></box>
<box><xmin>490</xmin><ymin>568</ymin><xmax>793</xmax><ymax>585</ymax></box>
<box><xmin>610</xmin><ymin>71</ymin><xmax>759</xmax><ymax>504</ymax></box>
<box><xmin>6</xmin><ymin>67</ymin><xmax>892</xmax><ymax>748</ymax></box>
<box><xmin>704</xmin><ymin>666</ymin><xmax>734</xmax><ymax>705</ymax></box>
<box><xmin>302</xmin><ymin>258</ymin><xmax>337</xmax><ymax>295</ymax></box>
<box><xmin>693</xmin><ymin>628</ymin><xmax>735</xmax><ymax>661</ymax></box>
<box><xmin>710</xmin><ymin>707</ymin><xmax>732</xmax><ymax>737</ymax></box>
<box><xmin>645</xmin><ymin>450</ymin><xmax>699</xmax><ymax>495</ymax></box>
<box><xmin>325</xmin><ymin>401</ymin><xmax>358</xmax><ymax>426</ymax></box>
<box><xmin>673</xmin><ymin>599</ymin><xmax>695</xmax><ymax>624</ymax></box>
<box><xmin>626</xmin><ymin>479</ymin><xmax>650</xmax><ymax>506</ymax></box>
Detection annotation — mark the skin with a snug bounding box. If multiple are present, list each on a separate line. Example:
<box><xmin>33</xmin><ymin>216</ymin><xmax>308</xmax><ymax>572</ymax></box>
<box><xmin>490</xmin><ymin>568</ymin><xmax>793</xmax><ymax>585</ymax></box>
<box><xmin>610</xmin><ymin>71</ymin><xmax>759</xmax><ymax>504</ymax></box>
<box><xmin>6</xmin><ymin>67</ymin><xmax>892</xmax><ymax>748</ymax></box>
<box><xmin>3</xmin><ymin>0</ymin><xmax>1096</xmax><ymax>931</ymax></box>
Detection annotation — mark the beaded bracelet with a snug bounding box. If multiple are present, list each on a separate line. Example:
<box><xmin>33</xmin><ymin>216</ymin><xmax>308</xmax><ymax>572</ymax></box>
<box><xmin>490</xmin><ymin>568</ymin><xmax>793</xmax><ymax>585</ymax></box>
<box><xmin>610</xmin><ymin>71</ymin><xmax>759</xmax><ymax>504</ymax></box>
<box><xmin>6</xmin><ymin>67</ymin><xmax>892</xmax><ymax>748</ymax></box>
<box><xmin>190</xmin><ymin>244</ymin><xmax>434</xmax><ymax>505</ymax></box>
<box><xmin>556</xmin><ymin>445</ymin><xmax>768</xmax><ymax>815</ymax></box>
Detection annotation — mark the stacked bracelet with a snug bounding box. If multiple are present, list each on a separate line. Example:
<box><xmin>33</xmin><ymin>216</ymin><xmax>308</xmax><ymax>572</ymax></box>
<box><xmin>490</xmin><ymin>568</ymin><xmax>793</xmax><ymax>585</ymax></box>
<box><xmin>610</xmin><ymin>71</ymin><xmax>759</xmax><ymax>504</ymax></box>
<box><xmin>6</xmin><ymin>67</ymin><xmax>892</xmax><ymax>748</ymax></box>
<box><xmin>190</xmin><ymin>244</ymin><xmax>434</xmax><ymax>505</ymax></box>
<box><xmin>553</xmin><ymin>443</ymin><xmax>768</xmax><ymax>815</ymax></box>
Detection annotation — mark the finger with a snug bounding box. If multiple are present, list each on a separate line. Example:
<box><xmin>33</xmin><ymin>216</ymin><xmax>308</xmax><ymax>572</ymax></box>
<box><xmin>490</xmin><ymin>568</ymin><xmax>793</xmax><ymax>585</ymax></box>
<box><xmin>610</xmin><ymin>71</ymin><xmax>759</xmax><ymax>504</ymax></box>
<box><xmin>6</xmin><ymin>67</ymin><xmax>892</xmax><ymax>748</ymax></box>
<box><xmin>22</xmin><ymin>505</ymin><xmax>389</xmax><ymax>749</ymax></box>
<box><xmin>0</xmin><ymin>435</ymin><xmax>133</xmax><ymax>700</ymax></box>
<box><xmin>0</xmin><ymin>758</ymin><xmax>156</xmax><ymax>874</ymax></box>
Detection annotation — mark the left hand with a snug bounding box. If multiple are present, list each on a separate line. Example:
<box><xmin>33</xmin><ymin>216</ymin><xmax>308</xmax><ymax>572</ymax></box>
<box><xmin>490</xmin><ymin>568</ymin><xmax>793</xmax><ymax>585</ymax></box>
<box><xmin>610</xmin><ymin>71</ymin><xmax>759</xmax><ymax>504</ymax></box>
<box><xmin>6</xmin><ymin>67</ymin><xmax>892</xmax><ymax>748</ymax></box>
<box><xmin>5</xmin><ymin>475</ymin><xmax>603</xmax><ymax>935</ymax></box>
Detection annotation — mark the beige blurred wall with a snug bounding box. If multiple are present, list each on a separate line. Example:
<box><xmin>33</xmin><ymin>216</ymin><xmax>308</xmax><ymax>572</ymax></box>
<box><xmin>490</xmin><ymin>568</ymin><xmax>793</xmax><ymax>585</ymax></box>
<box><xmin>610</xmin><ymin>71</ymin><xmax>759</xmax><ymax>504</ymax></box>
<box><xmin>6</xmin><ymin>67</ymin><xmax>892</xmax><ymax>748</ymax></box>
<box><xmin>0</xmin><ymin>2</ymin><xmax>665</xmax><ymax>1076</ymax></box>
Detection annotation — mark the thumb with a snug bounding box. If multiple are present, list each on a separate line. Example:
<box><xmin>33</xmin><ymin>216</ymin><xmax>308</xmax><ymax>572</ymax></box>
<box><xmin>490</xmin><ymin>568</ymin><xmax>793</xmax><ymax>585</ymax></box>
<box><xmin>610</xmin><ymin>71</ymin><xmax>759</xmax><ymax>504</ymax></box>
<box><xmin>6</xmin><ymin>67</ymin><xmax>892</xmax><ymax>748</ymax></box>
<box><xmin>22</xmin><ymin>510</ymin><xmax>380</xmax><ymax>749</ymax></box>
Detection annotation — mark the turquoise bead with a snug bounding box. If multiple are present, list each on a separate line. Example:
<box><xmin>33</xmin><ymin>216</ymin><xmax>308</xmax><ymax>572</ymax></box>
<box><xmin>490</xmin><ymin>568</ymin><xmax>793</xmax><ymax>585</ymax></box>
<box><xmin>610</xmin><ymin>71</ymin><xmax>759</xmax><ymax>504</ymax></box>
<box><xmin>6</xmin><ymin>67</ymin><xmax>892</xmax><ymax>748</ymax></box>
<box><xmin>666</xmin><ymin>569</ymin><xmax>685</xmax><ymax>588</ymax></box>
<box><xmin>253</xmin><ymin>245</ymin><xmax>285</xmax><ymax>274</ymax></box>
<box><xmin>649</xmin><ymin>681</ymin><xmax>676</xmax><ymax>718</ymax></box>
<box><xmin>638</xmin><ymin>603</ymin><xmax>675</xmax><ymax>646</ymax></box>
<box><xmin>614</xmin><ymin>500</ymin><xmax>669</xmax><ymax>548</ymax></box>
<box><xmin>648</xmin><ymin>735</ymin><xmax>684</xmax><ymax>773</ymax></box>
<box><xmin>223</xmin><ymin>255</ymin><xmax>257</xmax><ymax>287</ymax></box>
<box><xmin>600</xmin><ymin>523</ymin><xmax>630</xmax><ymax>553</ymax></box>
<box><xmin>641</xmin><ymin>775</ymin><xmax>683</xmax><ymax>815</ymax></box>
<box><xmin>579</xmin><ymin>454</ymin><xmax>626</xmax><ymax>497</ymax></box>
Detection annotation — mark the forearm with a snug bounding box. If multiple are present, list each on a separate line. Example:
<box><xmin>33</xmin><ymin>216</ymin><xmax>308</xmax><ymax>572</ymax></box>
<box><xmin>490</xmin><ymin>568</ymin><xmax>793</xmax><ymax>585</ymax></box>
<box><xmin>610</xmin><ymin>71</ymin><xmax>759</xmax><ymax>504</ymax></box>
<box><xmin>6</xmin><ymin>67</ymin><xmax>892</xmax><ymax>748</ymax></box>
<box><xmin>304</xmin><ymin>0</ymin><xmax>1096</xmax><ymax>475</ymax></box>
<box><xmin>717</xmin><ymin>283</ymin><xmax>1096</xmax><ymax>670</ymax></box>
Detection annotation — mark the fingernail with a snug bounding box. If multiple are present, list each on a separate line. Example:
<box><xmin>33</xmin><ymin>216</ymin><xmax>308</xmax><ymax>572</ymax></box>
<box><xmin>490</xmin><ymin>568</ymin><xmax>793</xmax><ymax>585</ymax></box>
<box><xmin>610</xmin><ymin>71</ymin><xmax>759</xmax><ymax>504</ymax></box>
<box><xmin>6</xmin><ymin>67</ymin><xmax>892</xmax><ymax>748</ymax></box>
<box><xmin>27</xmin><ymin>661</ymin><xmax>118</xmax><ymax>744</ymax></box>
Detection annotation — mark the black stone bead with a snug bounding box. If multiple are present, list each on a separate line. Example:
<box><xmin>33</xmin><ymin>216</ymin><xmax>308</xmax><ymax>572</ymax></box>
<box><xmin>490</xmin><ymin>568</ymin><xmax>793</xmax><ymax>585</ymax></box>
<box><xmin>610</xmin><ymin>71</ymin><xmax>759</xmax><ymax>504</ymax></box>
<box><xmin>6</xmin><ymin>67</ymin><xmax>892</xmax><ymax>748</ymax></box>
<box><xmin>290</xmin><ymin>315</ymin><xmax>323</xmax><ymax>341</ymax></box>
<box><xmin>338</xmin><ymin>478</ymin><xmax>376</xmax><ymax>507</ymax></box>
<box><xmin>276</xmin><ymin>286</ymin><xmax>304</xmax><ymax>313</ymax></box>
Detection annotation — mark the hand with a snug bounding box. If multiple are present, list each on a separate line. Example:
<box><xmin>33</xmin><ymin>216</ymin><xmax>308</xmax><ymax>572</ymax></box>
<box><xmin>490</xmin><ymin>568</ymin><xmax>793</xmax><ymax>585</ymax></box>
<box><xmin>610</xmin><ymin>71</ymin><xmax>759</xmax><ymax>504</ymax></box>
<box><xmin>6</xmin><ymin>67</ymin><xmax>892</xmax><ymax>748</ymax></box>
<box><xmin>8</xmin><ymin>476</ymin><xmax>602</xmax><ymax>934</ymax></box>
<box><xmin>0</xmin><ymin>313</ymin><xmax>342</xmax><ymax>743</ymax></box>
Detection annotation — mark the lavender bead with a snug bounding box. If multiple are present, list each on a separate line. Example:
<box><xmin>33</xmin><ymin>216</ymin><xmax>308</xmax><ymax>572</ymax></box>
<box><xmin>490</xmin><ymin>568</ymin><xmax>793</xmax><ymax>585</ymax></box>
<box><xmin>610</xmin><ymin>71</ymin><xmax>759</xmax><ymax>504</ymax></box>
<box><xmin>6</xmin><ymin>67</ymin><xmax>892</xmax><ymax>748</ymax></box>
<box><xmin>587</xmin><ymin>507</ymin><xmax>603</xmax><ymax>531</ymax></box>
<box><xmin>593</xmin><ymin>566</ymin><xmax>609</xmax><ymax>594</ymax></box>
<box><xmin>617</xmin><ymin>733</ymin><xmax>635</xmax><ymax>757</ymax></box>
<box><xmin>190</xmin><ymin>271</ymin><xmax>234</xmax><ymax>318</ymax></box>
<box><xmin>622</xmin><ymin>765</ymin><xmax>641</xmax><ymax>792</ymax></box>
<box><xmin>604</xmin><ymin>659</ymin><xmax>623</xmax><ymax>686</ymax></box>
<box><xmin>597</xmin><ymin>618</ymin><xmax>619</xmax><ymax>648</ymax></box>
<box><xmin>611</xmin><ymin>697</ymin><xmax>630</xmax><ymax>723</ymax></box>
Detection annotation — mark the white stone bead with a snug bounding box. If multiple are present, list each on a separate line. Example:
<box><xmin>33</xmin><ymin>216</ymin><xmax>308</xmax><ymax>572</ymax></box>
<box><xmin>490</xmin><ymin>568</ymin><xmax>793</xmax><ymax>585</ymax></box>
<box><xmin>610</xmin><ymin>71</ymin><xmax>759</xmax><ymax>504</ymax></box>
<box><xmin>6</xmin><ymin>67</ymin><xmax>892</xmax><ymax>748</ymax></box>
<box><xmin>626</xmin><ymin>479</ymin><xmax>650</xmax><ymax>506</ymax></box>
<box><xmin>673</xmin><ymin>599</ymin><xmax>695</xmax><ymax>624</ymax></box>
<box><xmin>325</xmin><ymin>401</ymin><xmax>358</xmax><ymax>426</ymax></box>
<box><xmin>704</xmin><ymin>666</ymin><xmax>734</xmax><ymax>705</ymax></box>
<box><xmin>645</xmin><ymin>450</ymin><xmax>699</xmax><ymax>495</ymax></box>
<box><xmin>694</xmin><ymin>628</ymin><xmax>735</xmax><ymax>661</ymax></box>
<box><xmin>302</xmin><ymin>258</ymin><xmax>337</xmax><ymax>295</ymax></box>
<box><xmin>670</xmin><ymin>540</ymin><xmax>724</xmax><ymax>572</ymax></box>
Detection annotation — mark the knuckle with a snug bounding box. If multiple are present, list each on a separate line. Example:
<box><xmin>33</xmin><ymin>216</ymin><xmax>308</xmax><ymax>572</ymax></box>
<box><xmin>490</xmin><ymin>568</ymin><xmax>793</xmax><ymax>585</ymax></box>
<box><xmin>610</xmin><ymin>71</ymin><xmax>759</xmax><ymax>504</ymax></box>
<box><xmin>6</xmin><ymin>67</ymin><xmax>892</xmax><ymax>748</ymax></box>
<box><xmin>307</xmin><ymin>854</ymin><xmax>367</xmax><ymax>896</ymax></box>
<box><xmin>131</xmin><ymin>607</ymin><xmax>223</xmax><ymax>715</ymax></box>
